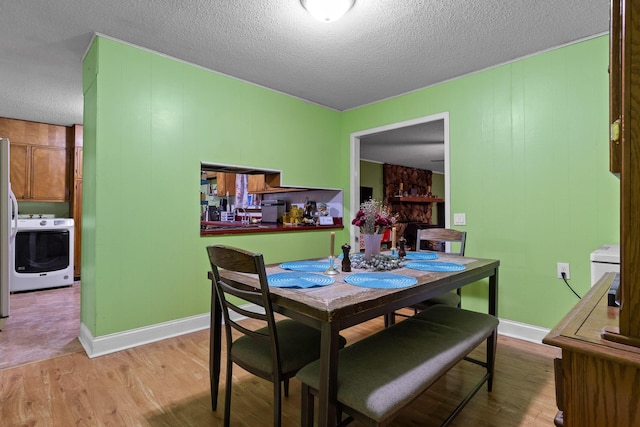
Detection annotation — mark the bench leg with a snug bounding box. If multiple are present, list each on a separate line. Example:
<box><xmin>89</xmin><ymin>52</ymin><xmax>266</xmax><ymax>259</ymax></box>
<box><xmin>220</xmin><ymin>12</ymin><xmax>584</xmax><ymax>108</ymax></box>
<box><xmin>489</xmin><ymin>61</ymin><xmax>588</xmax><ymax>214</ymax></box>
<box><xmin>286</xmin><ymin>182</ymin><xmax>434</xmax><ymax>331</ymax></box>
<box><xmin>487</xmin><ymin>329</ymin><xmax>497</xmax><ymax>391</ymax></box>
<box><xmin>301</xmin><ymin>383</ymin><xmax>314</xmax><ymax>427</ymax></box>
<box><xmin>384</xmin><ymin>312</ymin><xmax>396</xmax><ymax>327</ymax></box>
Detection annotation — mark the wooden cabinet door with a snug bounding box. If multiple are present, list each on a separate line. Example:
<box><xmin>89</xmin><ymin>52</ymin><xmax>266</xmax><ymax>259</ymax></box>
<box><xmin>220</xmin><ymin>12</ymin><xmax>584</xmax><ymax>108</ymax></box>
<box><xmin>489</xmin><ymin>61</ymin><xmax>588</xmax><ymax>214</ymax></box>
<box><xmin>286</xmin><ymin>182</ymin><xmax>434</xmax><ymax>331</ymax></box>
<box><xmin>217</xmin><ymin>173</ymin><xmax>236</xmax><ymax>196</ymax></box>
<box><xmin>248</xmin><ymin>174</ymin><xmax>265</xmax><ymax>192</ymax></box>
<box><xmin>31</xmin><ymin>146</ymin><xmax>71</xmax><ymax>201</ymax></box>
<box><xmin>610</xmin><ymin>0</ymin><xmax>623</xmax><ymax>174</ymax></box>
<box><xmin>9</xmin><ymin>143</ymin><xmax>29</xmax><ymax>200</ymax></box>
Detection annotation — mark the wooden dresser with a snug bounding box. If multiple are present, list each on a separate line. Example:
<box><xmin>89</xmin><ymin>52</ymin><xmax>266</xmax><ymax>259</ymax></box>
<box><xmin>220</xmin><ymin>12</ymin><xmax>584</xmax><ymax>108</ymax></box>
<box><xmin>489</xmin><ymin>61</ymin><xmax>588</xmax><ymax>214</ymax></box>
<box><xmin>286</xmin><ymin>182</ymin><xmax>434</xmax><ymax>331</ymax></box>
<box><xmin>544</xmin><ymin>2</ymin><xmax>640</xmax><ymax>425</ymax></box>
<box><xmin>543</xmin><ymin>273</ymin><xmax>640</xmax><ymax>426</ymax></box>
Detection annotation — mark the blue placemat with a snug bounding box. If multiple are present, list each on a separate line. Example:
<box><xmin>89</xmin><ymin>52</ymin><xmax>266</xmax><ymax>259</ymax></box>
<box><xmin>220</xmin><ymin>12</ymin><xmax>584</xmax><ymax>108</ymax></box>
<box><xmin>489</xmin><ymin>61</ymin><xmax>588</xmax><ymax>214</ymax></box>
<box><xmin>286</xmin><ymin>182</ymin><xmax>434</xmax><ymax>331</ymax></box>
<box><xmin>268</xmin><ymin>272</ymin><xmax>335</xmax><ymax>288</ymax></box>
<box><xmin>403</xmin><ymin>252</ymin><xmax>439</xmax><ymax>260</ymax></box>
<box><xmin>404</xmin><ymin>261</ymin><xmax>466</xmax><ymax>272</ymax></box>
<box><xmin>279</xmin><ymin>261</ymin><xmax>331</xmax><ymax>272</ymax></box>
<box><xmin>344</xmin><ymin>272</ymin><xmax>418</xmax><ymax>289</ymax></box>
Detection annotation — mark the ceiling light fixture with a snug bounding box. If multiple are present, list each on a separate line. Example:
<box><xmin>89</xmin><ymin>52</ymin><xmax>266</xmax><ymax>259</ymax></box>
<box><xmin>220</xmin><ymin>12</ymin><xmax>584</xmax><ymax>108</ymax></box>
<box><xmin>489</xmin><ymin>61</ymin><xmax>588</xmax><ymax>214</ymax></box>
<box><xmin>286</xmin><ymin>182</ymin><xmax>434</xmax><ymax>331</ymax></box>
<box><xmin>300</xmin><ymin>0</ymin><xmax>355</xmax><ymax>22</ymax></box>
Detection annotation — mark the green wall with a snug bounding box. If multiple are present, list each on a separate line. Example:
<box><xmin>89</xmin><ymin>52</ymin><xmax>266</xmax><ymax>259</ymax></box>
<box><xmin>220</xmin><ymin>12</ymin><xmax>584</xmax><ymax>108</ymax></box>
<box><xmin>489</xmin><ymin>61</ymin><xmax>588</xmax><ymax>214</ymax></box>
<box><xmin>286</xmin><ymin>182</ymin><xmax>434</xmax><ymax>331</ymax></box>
<box><xmin>82</xmin><ymin>37</ymin><xmax>345</xmax><ymax>336</ymax></box>
<box><xmin>343</xmin><ymin>36</ymin><xmax>618</xmax><ymax>327</ymax></box>
<box><xmin>83</xmin><ymin>34</ymin><xmax>617</xmax><ymax>337</ymax></box>
<box><xmin>359</xmin><ymin>160</ymin><xmax>383</xmax><ymax>202</ymax></box>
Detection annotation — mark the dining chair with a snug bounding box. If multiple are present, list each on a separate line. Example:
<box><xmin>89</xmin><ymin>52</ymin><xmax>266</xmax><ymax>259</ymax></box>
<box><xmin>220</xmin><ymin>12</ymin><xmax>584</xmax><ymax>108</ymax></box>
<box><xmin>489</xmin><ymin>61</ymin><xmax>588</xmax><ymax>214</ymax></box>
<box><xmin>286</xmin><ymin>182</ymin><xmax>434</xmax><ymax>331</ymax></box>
<box><xmin>387</xmin><ymin>228</ymin><xmax>467</xmax><ymax>326</ymax></box>
<box><xmin>416</xmin><ymin>227</ymin><xmax>466</xmax><ymax>306</ymax></box>
<box><xmin>207</xmin><ymin>244</ymin><xmax>333</xmax><ymax>427</ymax></box>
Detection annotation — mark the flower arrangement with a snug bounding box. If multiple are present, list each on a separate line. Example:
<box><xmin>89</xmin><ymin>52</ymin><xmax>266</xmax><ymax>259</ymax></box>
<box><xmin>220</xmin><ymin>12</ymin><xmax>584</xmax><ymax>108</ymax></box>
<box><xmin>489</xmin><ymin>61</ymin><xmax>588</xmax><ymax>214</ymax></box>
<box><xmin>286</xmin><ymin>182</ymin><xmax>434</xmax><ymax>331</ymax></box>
<box><xmin>351</xmin><ymin>199</ymin><xmax>396</xmax><ymax>234</ymax></box>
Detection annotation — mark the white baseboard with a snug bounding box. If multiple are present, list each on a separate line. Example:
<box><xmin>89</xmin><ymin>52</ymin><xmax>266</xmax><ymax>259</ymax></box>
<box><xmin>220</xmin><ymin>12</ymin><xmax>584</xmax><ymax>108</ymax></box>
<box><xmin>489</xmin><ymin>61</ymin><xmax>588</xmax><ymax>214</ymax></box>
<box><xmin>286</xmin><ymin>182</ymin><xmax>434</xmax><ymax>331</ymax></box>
<box><xmin>497</xmin><ymin>318</ymin><xmax>550</xmax><ymax>344</ymax></box>
<box><xmin>79</xmin><ymin>313</ymin><xmax>211</xmax><ymax>358</ymax></box>
<box><xmin>78</xmin><ymin>308</ymin><xmax>550</xmax><ymax>358</ymax></box>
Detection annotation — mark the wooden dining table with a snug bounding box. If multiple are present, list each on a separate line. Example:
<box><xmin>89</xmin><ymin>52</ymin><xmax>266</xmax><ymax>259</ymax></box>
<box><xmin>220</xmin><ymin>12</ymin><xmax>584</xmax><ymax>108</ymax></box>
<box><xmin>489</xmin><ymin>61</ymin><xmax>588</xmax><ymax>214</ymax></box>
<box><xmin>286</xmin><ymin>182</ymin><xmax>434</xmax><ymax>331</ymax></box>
<box><xmin>207</xmin><ymin>253</ymin><xmax>500</xmax><ymax>427</ymax></box>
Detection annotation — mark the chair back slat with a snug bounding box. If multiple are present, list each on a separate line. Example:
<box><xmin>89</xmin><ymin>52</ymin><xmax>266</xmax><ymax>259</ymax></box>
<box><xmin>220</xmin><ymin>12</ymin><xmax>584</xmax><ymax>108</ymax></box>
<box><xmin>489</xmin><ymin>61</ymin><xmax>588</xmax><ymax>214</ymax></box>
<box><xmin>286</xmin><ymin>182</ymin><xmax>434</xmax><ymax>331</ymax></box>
<box><xmin>206</xmin><ymin>244</ymin><xmax>281</xmax><ymax>367</ymax></box>
<box><xmin>416</xmin><ymin>228</ymin><xmax>466</xmax><ymax>255</ymax></box>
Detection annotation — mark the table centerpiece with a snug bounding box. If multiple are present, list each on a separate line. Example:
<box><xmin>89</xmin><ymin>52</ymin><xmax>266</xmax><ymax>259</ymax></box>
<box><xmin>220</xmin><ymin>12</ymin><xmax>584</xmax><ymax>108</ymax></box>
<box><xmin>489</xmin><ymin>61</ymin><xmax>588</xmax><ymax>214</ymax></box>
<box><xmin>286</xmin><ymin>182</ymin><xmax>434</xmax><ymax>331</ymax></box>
<box><xmin>352</xmin><ymin>199</ymin><xmax>396</xmax><ymax>261</ymax></box>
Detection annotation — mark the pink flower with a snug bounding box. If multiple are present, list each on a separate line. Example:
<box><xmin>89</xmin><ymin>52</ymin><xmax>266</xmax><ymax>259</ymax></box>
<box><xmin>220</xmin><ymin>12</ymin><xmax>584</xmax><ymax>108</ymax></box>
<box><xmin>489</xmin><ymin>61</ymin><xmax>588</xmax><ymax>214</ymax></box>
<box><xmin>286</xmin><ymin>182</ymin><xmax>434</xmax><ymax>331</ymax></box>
<box><xmin>351</xmin><ymin>199</ymin><xmax>396</xmax><ymax>234</ymax></box>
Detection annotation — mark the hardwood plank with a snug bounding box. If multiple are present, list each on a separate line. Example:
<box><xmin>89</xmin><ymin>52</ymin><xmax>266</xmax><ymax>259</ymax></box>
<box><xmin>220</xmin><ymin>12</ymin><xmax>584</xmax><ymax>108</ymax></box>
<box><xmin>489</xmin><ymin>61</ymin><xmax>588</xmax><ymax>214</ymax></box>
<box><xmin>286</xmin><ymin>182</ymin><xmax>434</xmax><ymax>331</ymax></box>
<box><xmin>1</xmin><ymin>313</ymin><xmax>559</xmax><ymax>426</ymax></box>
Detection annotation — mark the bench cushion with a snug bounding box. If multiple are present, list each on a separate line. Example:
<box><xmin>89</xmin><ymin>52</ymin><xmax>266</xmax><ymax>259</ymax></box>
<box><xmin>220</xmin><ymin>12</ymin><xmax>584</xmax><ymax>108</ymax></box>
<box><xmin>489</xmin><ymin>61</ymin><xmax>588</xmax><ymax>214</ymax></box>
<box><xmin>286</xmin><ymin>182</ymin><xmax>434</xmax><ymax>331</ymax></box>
<box><xmin>295</xmin><ymin>306</ymin><xmax>498</xmax><ymax>423</ymax></box>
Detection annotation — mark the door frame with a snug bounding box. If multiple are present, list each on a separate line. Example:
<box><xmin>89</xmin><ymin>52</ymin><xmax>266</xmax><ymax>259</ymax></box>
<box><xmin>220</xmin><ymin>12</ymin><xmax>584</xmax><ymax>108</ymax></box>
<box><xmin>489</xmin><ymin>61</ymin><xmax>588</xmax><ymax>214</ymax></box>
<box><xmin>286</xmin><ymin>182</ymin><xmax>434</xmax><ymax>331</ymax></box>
<box><xmin>349</xmin><ymin>112</ymin><xmax>450</xmax><ymax>249</ymax></box>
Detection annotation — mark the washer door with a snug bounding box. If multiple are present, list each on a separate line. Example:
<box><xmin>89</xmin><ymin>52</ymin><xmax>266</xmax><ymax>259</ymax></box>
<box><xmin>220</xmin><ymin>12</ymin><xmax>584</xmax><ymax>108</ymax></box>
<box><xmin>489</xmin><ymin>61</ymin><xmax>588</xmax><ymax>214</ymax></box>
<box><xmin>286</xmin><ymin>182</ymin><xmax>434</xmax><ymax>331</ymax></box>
<box><xmin>14</xmin><ymin>230</ymin><xmax>70</xmax><ymax>273</ymax></box>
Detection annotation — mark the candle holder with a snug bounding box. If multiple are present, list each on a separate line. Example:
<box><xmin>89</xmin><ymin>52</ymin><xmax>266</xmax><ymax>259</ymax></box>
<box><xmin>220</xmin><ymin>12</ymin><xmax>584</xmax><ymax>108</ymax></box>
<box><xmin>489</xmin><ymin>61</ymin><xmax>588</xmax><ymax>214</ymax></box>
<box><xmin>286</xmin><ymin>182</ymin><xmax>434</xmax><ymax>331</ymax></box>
<box><xmin>325</xmin><ymin>231</ymin><xmax>337</xmax><ymax>274</ymax></box>
<box><xmin>398</xmin><ymin>236</ymin><xmax>407</xmax><ymax>258</ymax></box>
<box><xmin>324</xmin><ymin>256</ymin><xmax>339</xmax><ymax>275</ymax></box>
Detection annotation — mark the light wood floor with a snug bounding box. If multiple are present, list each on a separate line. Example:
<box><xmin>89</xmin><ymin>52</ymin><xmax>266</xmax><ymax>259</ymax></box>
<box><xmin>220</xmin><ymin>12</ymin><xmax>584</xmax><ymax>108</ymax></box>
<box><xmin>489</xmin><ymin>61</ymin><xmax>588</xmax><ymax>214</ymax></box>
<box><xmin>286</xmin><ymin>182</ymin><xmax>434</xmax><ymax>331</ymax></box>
<box><xmin>0</xmin><ymin>282</ymin><xmax>83</xmax><ymax>370</ymax></box>
<box><xmin>1</xmin><ymin>309</ymin><xmax>561</xmax><ymax>427</ymax></box>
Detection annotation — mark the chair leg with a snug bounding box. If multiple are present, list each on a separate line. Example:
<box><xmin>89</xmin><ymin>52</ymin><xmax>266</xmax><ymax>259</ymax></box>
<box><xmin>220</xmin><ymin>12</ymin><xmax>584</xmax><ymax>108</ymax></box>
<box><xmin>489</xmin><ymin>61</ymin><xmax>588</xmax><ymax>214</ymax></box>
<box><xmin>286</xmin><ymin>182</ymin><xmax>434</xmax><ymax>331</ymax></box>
<box><xmin>284</xmin><ymin>378</ymin><xmax>290</xmax><ymax>397</ymax></box>
<box><xmin>224</xmin><ymin>359</ymin><xmax>233</xmax><ymax>427</ymax></box>
<box><xmin>274</xmin><ymin>378</ymin><xmax>282</xmax><ymax>427</ymax></box>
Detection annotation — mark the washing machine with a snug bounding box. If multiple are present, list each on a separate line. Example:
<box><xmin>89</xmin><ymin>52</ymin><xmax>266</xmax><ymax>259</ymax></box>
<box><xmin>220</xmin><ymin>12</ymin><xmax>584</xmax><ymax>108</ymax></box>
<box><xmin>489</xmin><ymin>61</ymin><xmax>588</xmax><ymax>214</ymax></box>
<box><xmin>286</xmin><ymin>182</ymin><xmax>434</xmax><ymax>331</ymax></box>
<box><xmin>10</xmin><ymin>217</ymin><xmax>74</xmax><ymax>292</ymax></box>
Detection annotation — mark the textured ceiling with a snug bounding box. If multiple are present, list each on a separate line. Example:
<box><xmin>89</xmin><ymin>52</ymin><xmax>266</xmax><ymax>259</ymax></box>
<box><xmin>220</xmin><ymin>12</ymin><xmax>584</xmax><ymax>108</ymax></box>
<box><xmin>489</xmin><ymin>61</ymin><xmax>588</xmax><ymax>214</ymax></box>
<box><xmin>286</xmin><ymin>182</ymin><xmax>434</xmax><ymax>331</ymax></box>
<box><xmin>360</xmin><ymin>119</ymin><xmax>446</xmax><ymax>172</ymax></box>
<box><xmin>0</xmin><ymin>1</ymin><xmax>609</xmax><ymax>169</ymax></box>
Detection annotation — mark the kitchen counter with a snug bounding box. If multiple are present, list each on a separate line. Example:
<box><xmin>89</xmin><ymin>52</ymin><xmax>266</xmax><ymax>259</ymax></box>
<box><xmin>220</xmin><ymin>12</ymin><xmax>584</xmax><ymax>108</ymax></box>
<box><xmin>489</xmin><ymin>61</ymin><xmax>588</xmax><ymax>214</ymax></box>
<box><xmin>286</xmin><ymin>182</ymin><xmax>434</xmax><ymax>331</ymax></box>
<box><xmin>200</xmin><ymin>219</ymin><xmax>343</xmax><ymax>236</ymax></box>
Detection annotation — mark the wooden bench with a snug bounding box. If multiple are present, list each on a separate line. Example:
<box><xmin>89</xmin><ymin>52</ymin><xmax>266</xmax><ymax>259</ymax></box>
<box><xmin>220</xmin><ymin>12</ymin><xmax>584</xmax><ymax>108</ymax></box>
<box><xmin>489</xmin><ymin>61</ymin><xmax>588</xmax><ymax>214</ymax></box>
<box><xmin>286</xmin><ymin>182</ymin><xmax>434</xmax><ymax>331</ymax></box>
<box><xmin>295</xmin><ymin>305</ymin><xmax>499</xmax><ymax>427</ymax></box>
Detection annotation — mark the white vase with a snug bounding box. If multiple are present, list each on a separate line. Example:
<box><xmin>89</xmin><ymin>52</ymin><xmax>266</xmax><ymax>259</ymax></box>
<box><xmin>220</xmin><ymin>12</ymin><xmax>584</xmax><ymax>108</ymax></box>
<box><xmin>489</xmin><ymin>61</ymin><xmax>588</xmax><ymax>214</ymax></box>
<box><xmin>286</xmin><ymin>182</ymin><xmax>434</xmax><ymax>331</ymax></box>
<box><xmin>363</xmin><ymin>233</ymin><xmax>383</xmax><ymax>260</ymax></box>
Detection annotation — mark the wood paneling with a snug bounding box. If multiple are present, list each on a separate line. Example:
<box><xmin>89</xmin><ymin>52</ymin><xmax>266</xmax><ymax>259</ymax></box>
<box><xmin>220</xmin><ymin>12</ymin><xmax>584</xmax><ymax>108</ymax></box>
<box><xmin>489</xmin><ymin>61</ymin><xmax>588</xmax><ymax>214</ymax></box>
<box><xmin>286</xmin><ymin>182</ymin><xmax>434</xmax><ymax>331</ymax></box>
<box><xmin>0</xmin><ymin>117</ymin><xmax>67</xmax><ymax>147</ymax></box>
<box><xmin>619</xmin><ymin>0</ymin><xmax>640</xmax><ymax>340</ymax></box>
<box><xmin>8</xmin><ymin>143</ymin><xmax>29</xmax><ymax>199</ymax></box>
<box><xmin>544</xmin><ymin>274</ymin><xmax>640</xmax><ymax>427</ymax></box>
<box><xmin>71</xmin><ymin>125</ymin><xmax>83</xmax><ymax>277</ymax></box>
<box><xmin>609</xmin><ymin>0</ymin><xmax>622</xmax><ymax>173</ymax></box>
<box><xmin>0</xmin><ymin>117</ymin><xmax>73</xmax><ymax>201</ymax></box>
<box><xmin>30</xmin><ymin>146</ymin><xmax>70</xmax><ymax>200</ymax></box>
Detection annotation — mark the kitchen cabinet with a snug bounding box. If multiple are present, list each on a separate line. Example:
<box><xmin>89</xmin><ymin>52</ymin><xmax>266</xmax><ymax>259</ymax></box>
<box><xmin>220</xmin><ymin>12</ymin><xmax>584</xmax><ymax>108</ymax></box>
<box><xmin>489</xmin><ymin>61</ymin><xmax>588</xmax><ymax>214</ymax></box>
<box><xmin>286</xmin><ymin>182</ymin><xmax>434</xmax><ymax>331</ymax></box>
<box><xmin>30</xmin><ymin>146</ymin><xmax>71</xmax><ymax>201</ymax></box>
<box><xmin>10</xmin><ymin>143</ymin><xmax>71</xmax><ymax>201</ymax></box>
<box><xmin>544</xmin><ymin>2</ymin><xmax>640</xmax><ymax>426</ymax></box>
<box><xmin>9</xmin><ymin>143</ymin><xmax>28</xmax><ymax>199</ymax></box>
<box><xmin>247</xmin><ymin>173</ymin><xmax>281</xmax><ymax>193</ymax></box>
<box><xmin>216</xmin><ymin>172</ymin><xmax>236</xmax><ymax>196</ymax></box>
<box><xmin>247</xmin><ymin>172</ymin><xmax>307</xmax><ymax>194</ymax></box>
<box><xmin>0</xmin><ymin>117</ymin><xmax>72</xmax><ymax>202</ymax></box>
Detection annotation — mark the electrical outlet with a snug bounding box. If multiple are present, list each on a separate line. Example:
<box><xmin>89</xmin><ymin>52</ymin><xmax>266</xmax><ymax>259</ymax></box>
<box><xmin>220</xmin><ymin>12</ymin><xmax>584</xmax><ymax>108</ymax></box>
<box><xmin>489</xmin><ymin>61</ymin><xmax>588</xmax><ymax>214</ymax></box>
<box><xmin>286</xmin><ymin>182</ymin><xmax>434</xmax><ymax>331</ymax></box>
<box><xmin>557</xmin><ymin>262</ymin><xmax>571</xmax><ymax>279</ymax></box>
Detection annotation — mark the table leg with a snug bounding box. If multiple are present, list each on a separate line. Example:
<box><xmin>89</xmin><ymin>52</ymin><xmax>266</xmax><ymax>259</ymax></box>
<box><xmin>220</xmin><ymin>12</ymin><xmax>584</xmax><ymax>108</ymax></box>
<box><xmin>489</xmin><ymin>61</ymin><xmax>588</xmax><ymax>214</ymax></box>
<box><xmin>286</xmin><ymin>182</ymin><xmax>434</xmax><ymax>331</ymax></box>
<box><xmin>317</xmin><ymin>322</ymin><xmax>340</xmax><ymax>427</ymax></box>
<box><xmin>489</xmin><ymin>268</ymin><xmax>499</xmax><ymax>317</ymax></box>
<box><xmin>209</xmin><ymin>277</ymin><xmax>222</xmax><ymax>411</ymax></box>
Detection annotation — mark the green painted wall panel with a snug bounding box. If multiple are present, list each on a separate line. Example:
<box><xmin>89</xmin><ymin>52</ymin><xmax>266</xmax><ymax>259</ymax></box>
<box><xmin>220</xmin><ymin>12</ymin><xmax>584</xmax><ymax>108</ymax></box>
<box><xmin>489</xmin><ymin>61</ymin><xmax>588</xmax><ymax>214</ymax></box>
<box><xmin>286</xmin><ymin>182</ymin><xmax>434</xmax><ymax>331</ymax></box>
<box><xmin>359</xmin><ymin>161</ymin><xmax>383</xmax><ymax>202</ymax></box>
<box><xmin>343</xmin><ymin>36</ymin><xmax>618</xmax><ymax>328</ymax></box>
<box><xmin>83</xmin><ymin>34</ymin><xmax>617</xmax><ymax>337</ymax></box>
<box><xmin>83</xmin><ymin>37</ymin><xmax>345</xmax><ymax>336</ymax></box>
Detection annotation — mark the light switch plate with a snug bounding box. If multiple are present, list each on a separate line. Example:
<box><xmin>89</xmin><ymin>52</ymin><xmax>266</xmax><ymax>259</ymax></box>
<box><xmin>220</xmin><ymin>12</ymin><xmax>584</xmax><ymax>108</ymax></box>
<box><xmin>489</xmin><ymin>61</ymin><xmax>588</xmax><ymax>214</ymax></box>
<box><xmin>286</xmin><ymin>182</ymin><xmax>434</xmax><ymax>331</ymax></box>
<box><xmin>453</xmin><ymin>213</ymin><xmax>466</xmax><ymax>226</ymax></box>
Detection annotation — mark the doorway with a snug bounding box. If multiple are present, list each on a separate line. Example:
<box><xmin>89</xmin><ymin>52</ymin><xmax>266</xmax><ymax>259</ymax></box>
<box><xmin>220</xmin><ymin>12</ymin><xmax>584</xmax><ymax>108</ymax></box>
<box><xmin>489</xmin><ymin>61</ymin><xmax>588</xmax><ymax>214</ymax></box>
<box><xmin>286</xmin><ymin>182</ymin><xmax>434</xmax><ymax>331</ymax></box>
<box><xmin>349</xmin><ymin>112</ymin><xmax>450</xmax><ymax>249</ymax></box>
